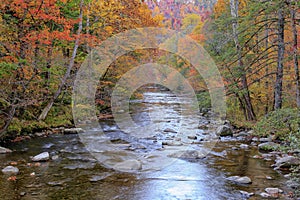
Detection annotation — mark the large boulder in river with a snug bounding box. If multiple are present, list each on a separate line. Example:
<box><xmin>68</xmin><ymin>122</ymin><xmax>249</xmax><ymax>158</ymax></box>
<box><xmin>32</xmin><ymin>152</ymin><xmax>50</xmax><ymax>162</ymax></box>
<box><xmin>0</xmin><ymin>146</ymin><xmax>12</xmax><ymax>154</ymax></box>
<box><xmin>2</xmin><ymin>166</ymin><xmax>19</xmax><ymax>174</ymax></box>
<box><xmin>216</xmin><ymin>125</ymin><xmax>233</xmax><ymax>137</ymax></box>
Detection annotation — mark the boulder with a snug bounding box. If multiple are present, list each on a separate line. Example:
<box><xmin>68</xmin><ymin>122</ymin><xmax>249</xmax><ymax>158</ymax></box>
<box><xmin>0</xmin><ymin>146</ymin><xmax>12</xmax><ymax>154</ymax></box>
<box><xmin>32</xmin><ymin>152</ymin><xmax>50</xmax><ymax>162</ymax></box>
<box><xmin>2</xmin><ymin>166</ymin><xmax>19</xmax><ymax>174</ymax></box>
<box><xmin>274</xmin><ymin>156</ymin><xmax>300</xmax><ymax>169</ymax></box>
<box><xmin>216</xmin><ymin>125</ymin><xmax>233</xmax><ymax>137</ymax></box>
<box><xmin>227</xmin><ymin>176</ymin><xmax>252</xmax><ymax>184</ymax></box>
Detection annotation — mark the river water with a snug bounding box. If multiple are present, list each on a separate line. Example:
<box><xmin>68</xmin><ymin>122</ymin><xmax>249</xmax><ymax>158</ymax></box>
<box><xmin>0</xmin><ymin>88</ymin><xmax>290</xmax><ymax>199</ymax></box>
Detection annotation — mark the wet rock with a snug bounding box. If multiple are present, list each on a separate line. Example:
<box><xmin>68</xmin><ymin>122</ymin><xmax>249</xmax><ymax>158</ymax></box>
<box><xmin>89</xmin><ymin>173</ymin><xmax>111</xmax><ymax>182</ymax></box>
<box><xmin>113</xmin><ymin>159</ymin><xmax>142</xmax><ymax>171</ymax></box>
<box><xmin>63</xmin><ymin>128</ymin><xmax>84</xmax><ymax>134</ymax></box>
<box><xmin>273</xmin><ymin>156</ymin><xmax>300</xmax><ymax>169</ymax></box>
<box><xmin>260</xmin><ymin>192</ymin><xmax>271</xmax><ymax>198</ymax></box>
<box><xmin>240</xmin><ymin>144</ymin><xmax>249</xmax><ymax>149</ymax></box>
<box><xmin>251</xmin><ymin>137</ymin><xmax>259</xmax><ymax>142</ymax></box>
<box><xmin>0</xmin><ymin>146</ymin><xmax>12</xmax><ymax>154</ymax></box>
<box><xmin>168</xmin><ymin>150</ymin><xmax>206</xmax><ymax>159</ymax></box>
<box><xmin>162</xmin><ymin>141</ymin><xmax>182</xmax><ymax>146</ymax></box>
<box><xmin>20</xmin><ymin>192</ymin><xmax>26</xmax><ymax>196</ymax></box>
<box><xmin>51</xmin><ymin>155</ymin><xmax>59</xmax><ymax>160</ymax></box>
<box><xmin>187</xmin><ymin>135</ymin><xmax>197</xmax><ymax>140</ymax></box>
<box><xmin>163</xmin><ymin>128</ymin><xmax>177</xmax><ymax>133</ymax></box>
<box><xmin>32</xmin><ymin>152</ymin><xmax>50</xmax><ymax>162</ymax></box>
<box><xmin>265</xmin><ymin>188</ymin><xmax>283</xmax><ymax>196</ymax></box>
<box><xmin>259</xmin><ymin>136</ymin><xmax>272</xmax><ymax>143</ymax></box>
<box><xmin>258</xmin><ymin>142</ymin><xmax>280</xmax><ymax>151</ymax></box>
<box><xmin>2</xmin><ymin>166</ymin><xmax>19</xmax><ymax>174</ymax></box>
<box><xmin>240</xmin><ymin>190</ymin><xmax>254</xmax><ymax>198</ymax></box>
<box><xmin>47</xmin><ymin>181</ymin><xmax>65</xmax><ymax>186</ymax></box>
<box><xmin>227</xmin><ymin>176</ymin><xmax>252</xmax><ymax>184</ymax></box>
<box><xmin>216</xmin><ymin>125</ymin><xmax>233</xmax><ymax>137</ymax></box>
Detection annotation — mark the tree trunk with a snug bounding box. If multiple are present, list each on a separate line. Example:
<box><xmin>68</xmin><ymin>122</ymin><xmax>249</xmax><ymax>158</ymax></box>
<box><xmin>264</xmin><ymin>21</ymin><xmax>269</xmax><ymax>114</ymax></box>
<box><xmin>274</xmin><ymin>7</ymin><xmax>285</xmax><ymax>110</ymax></box>
<box><xmin>230</xmin><ymin>0</ymin><xmax>256</xmax><ymax>120</ymax></box>
<box><xmin>38</xmin><ymin>0</ymin><xmax>84</xmax><ymax>121</ymax></box>
<box><xmin>290</xmin><ymin>7</ymin><xmax>300</xmax><ymax>107</ymax></box>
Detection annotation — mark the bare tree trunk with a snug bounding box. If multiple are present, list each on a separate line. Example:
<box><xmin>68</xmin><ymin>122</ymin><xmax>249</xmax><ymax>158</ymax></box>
<box><xmin>230</xmin><ymin>0</ymin><xmax>256</xmax><ymax>120</ymax></box>
<box><xmin>274</xmin><ymin>7</ymin><xmax>285</xmax><ymax>110</ymax></box>
<box><xmin>264</xmin><ymin>21</ymin><xmax>269</xmax><ymax>114</ymax></box>
<box><xmin>290</xmin><ymin>7</ymin><xmax>300</xmax><ymax>107</ymax></box>
<box><xmin>38</xmin><ymin>0</ymin><xmax>84</xmax><ymax>121</ymax></box>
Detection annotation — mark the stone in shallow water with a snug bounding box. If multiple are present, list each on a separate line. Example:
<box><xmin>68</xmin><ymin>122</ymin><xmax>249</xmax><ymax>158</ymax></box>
<box><xmin>163</xmin><ymin>128</ymin><xmax>177</xmax><ymax>133</ymax></box>
<box><xmin>168</xmin><ymin>150</ymin><xmax>206</xmax><ymax>159</ymax></box>
<box><xmin>2</xmin><ymin>166</ymin><xmax>19</xmax><ymax>174</ymax></box>
<box><xmin>240</xmin><ymin>190</ymin><xmax>254</xmax><ymax>198</ymax></box>
<box><xmin>227</xmin><ymin>176</ymin><xmax>252</xmax><ymax>184</ymax></box>
<box><xmin>265</xmin><ymin>187</ymin><xmax>283</xmax><ymax>195</ymax></box>
<box><xmin>32</xmin><ymin>152</ymin><xmax>49</xmax><ymax>162</ymax></box>
<box><xmin>89</xmin><ymin>173</ymin><xmax>112</xmax><ymax>182</ymax></box>
<box><xmin>0</xmin><ymin>146</ymin><xmax>12</xmax><ymax>154</ymax></box>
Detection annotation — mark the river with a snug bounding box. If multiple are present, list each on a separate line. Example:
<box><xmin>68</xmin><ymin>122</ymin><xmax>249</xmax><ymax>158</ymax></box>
<box><xmin>0</xmin><ymin>88</ymin><xmax>290</xmax><ymax>199</ymax></box>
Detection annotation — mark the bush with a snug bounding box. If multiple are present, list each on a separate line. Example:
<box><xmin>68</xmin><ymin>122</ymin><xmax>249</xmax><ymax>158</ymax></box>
<box><xmin>254</xmin><ymin>108</ymin><xmax>300</xmax><ymax>140</ymax></box>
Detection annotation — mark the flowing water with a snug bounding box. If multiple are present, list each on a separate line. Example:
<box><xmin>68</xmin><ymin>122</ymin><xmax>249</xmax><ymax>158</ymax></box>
<box><xmin>0</xmin><ymin>88</ymin><xmax>290</xmax><ymax>199</ymax></box>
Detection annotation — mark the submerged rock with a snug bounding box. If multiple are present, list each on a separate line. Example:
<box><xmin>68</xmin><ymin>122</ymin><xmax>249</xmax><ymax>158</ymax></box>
<box><xmin>0</xmin><ymin>146</ymin><xmax>12</xmax><ymax>154</ymax></box>
<box><xmin>2</xmin><ymin>166</ymin><xmax>19</xmax><ymax>174</ymax></box>
<box><xmin>216</xmin><ymin>125</ymin><xmax>233</xmax><ymax>137</ymax></box>
<box><xmin>113</xmin><ymin>159</ymin><xmax>142</xmax><ymax>171</ymax></box>
<box><xmin>32</xmin><ymin>152</ymin><xmax>50</xmax><ymax>162</ymax></box>
<box><xmin>168</xmin><ymin>150</ymin><xmax>206</xmax><ymax>159</ymax></box>
<box><xmin>239</xmin><ymin>190</ymin><xmax>254</xmax><ymax>198</ymax></box>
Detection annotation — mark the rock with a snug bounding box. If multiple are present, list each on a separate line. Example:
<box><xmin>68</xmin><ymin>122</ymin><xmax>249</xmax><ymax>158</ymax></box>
<box><xmin>258</xmin><ymin>142</ymin><xmax>280</xmax><ymax>151</ymax></box>
<box><xmin>2</xmin><ymin>166</ymin><xmax>19</xmax><ymax>174</ymax></box>
<box><xmin>266</xmin><ymin>176</ymin><xmax>273</xmax><ymax>180</ymax></box>
<box><xmin>252</xmin><ymin>137</ymin><xmax>259</xmax><ymax>142</ymax></box>
<box><xmin>0</xmin><ymin>146</ymin><xmax>12</xmax><ymax>154</ymax></box>
<box><xmin>113</xmin><ymin>159</ymin><xmax>142</xmax><ymax>171</ymax></box>
<box><xmin>198</xmin><ymin>124</ymin><xmax>208</xmax><ymax>130</ymax></box>
<box><xmin>89</xmin><ymin>173</ymin><xmax>111</xmax><ymax>182</ymax></box>
<box><xmin>260</xmin><ymin>192</ymin><xmax>271</xmax><ymax>198</ymax></box>
<box><xmin>274</xmin><ymin>156</ymin><xmax>300</xmax><ymax>169</ymax></box>
<box><xmin>248</xmin><ymin>130</ymin><xmax>254</xmax><ymax>135</ymax></box>
<box><xmin>240</xmin><ymin>191</ymin><xmax>254</xmax><ymax>198</ymax></box>
<box><xmin>236</xmin><ymin>131</ymin><xmax>250</xmax><ymax>137</ymax></box>
<box><xmin>20</xmin><ymin>192</ymin><xmax>26</xmax><ymax>196</ymax></box>
<box><xmin>265</xmin><ymin>187</ymin><xmax>283</xmax><ymax>195</ymax></box>
<box><xmin>259</xmin><ymin>137</ymin><xmax>272</xmax><ymax>142</ymax></box>
<box><xmin>51</xmin><ymin>155</ymin><xmax>59</xmax><ymax>160</ymax></box>
<box><xmin>240</xmin><ymin>144</ymin><xmax>249</xmax><ymax>149</ymax></box>
<box><xmin>187</xmin><ymin>135</ymin><xmax>197</xmax><ymax>140</ymax></box>
<box><xmin>32</xmin><ymin>152</ymin><xmax>50</xmax><ymax>162</ymax></box>
<box><xmin>227</xmin><ymin>176</ymin><xmax>252</xmax><ymax>184</ymax></box>
<box><xmin>47</xmin><ymin>181</ymin><xmax>65</xmax><ymax>186</ymax></box>
<box><xmin>216</xmin><ymin>125</ymin><xmax>233</xmax><ymax>137</ymax></box>
<box><xmin>63</xmin><ymin>128</ymin><xmax>84</xmax><ymax>134</ymax></box>
<box><xmin>162</xmin><ymin>141</ymin><xmax>182</xmax><ymax>146</ymax></box>
<box><xmin>168</xmin><ymin>150</ymin><xmax>206</xmax><ymax>159</ymax></box>
<box><xmin>163</xmin><ymin>128</ymin><xmax>177</xmax><ymax>133</ymax></box>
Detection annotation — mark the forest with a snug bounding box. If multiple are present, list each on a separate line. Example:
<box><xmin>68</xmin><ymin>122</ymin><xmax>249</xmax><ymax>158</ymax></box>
<box><xmin>0</xmin><ymin>0</ymin><xmax>300</xmax><ymax>198</ymax></box>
